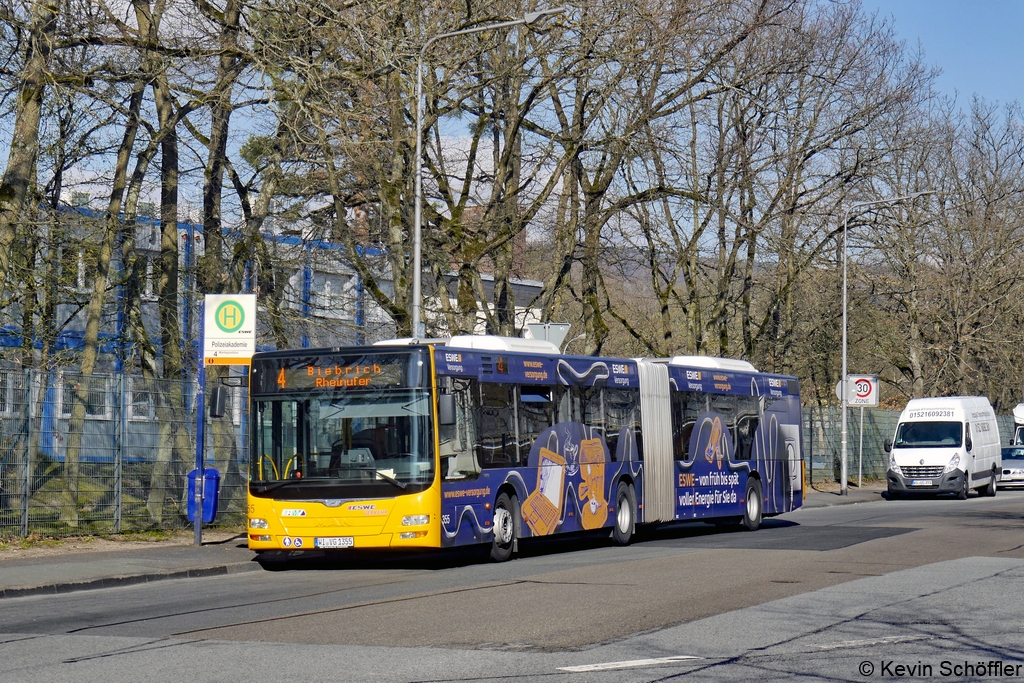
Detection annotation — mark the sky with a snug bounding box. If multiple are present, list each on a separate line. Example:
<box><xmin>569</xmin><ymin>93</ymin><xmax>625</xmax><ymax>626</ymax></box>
<box><xmin>862</xmin><ymin>0</ymin><xmax>1024</xmax><ymax>106</ymax></box>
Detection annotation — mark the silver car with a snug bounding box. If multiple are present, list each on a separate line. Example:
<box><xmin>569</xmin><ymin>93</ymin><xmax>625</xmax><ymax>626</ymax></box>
<box><xmin>999</xmin><ymin>446</ymin><xmax>1024</xmax><ymax>488</ymax></box>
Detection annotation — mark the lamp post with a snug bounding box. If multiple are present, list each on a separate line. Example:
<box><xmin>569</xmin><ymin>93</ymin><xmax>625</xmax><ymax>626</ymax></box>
<box><xmin>411</xmin><ymin>8</ymin><xmax>566</xmax><ymax>340</ymax></box>
<box><xmin>840</xmin><ymin>190</ymin><xmax>935</xmax><ymax>494</ymax></box>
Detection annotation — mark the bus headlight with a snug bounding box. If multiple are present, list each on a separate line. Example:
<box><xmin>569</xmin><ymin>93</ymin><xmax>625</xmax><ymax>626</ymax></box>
<box><xmin>399</xmin><ymin>531</ymin><xmax>428</xmax><ymax>539</ymax></box>
<box><xmin>249</xmin><ymin>518</ymin><xmax>269</xmax><ymax>529</ymax></box>
<box><xmin>402</xmin><ymin>515</ymin><xmax>430</xmax><ymax>526</ymax></box>
<box><xmin>944</xmin><ymin>453</ymin><xmax>961</xmax><ymax>473</ymax></box>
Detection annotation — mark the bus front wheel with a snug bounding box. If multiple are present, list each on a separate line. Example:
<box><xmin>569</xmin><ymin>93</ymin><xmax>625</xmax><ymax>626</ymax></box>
<box><xmin>611</xmin><ymin>482</ymin><xmax>636</xmax><ymax>546</ymax></box>
<box><xmin>742</xmin><ymin>478</ymin><xmax>762</xmax><ymax>531</ymax></box>
<box><xmin>490</xmin><ymin>492</ymin><xmax>518</xmax><ymax>562</ymax></box>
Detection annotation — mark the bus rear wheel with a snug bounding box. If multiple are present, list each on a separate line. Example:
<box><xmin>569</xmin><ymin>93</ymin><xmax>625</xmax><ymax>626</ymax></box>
<box><xmin>611</xmin><ymin>482</ymin><xmax>636</xmax><ymax>546</ymax></box>
<box><xmin>742</xmin><ymin>478</ymin><xmax>762</xmax><ymax>531</ymax></box>
<box><xmin>490</xmin><ymin>492</ymin><xmax>518</xmax><ymax>562</ymax></box>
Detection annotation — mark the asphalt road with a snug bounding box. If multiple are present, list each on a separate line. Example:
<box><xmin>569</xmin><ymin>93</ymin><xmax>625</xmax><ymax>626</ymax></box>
<box><xmin>2</xmin><ymin>491</ymin><xmax>1023</xmax><ymax>682</ymax></box>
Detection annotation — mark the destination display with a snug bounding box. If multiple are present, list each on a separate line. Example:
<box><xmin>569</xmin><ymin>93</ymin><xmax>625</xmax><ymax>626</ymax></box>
<box><xmin>250</xmin><ymin>351</ymin><xmax>421</xmax><ymax>394</ymax></box>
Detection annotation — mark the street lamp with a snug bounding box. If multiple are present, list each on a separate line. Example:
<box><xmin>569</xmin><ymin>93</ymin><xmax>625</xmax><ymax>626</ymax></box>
<box><xmin>840</xmin><ymin>190</ymin><xmax>935</xmax><ymax>494</ymax></box>
<box><xmin>411</xmin><ymin>7</ymin><xmax>566</xmax><ymax>340</ymax></box>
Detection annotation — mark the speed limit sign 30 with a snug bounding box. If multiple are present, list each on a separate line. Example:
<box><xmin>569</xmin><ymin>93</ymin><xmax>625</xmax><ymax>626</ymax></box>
<box><xmin>835</xmin><ymin>375</ymin><xmax>879</xmax><ymax>406</ymax></box>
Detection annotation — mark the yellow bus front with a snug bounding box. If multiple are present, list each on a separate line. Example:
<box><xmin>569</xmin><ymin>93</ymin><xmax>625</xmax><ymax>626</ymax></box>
<box><xmin>246</xmin><ymin>345</ymin><xmax>442</xmax><ymax>552</ymax></box>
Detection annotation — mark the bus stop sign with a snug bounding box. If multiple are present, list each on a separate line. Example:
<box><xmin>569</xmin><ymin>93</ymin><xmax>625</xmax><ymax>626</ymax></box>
<box><xmin>526</xmin><ymin>323</ymin><xmax>571</xmax><ymax>349</ymax></box>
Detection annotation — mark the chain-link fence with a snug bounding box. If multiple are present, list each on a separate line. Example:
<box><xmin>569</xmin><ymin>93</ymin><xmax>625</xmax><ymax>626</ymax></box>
<box><xmin>802</xmin><ymin>406</ymin><xmax>1016</xmax><ymax>485</ymax></box>
<box><xmin>0</xmin><ymin>370</ymin><xmax>247</xmax><ymax>538</ymax></box>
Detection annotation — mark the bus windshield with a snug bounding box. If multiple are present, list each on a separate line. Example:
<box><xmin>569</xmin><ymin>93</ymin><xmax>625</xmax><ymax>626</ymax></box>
<box><xmin>249</xmin><ymin>350</ymin><xmax>434</xmax><ymax>499</ymax></box>
<box><xmin>893</xmin><ymin>421</ymin><xmax>962</xmax><ymax>448</ymax></box>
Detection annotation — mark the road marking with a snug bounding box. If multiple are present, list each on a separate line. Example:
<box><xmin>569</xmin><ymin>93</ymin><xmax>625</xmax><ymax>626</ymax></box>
<box><xmin>558</xmin><ymin>656</ymin><xmax>701</xmax><ymax>672</ymax></box>
<box><xmin>816</xmin><ymin>635</ymin><xmax>932</xmax><ymax>650</ymax></box>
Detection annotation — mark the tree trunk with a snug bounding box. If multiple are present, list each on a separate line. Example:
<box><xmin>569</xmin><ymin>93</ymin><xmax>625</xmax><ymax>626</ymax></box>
<box><xmin>0</xmin><ymin>0</ymin><xmax>57</xmax><ymax>300</ymax></box>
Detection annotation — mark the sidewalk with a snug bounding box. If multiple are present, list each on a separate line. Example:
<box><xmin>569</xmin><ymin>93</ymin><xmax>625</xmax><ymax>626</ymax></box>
<box><xmin>0</xmin><ymin>487</ymin><xmax>884</xmax><ymax>600</ymax></box>
<box><xmin>801</xmin><ymin>481</ymin><xmax>887</xmax><ymax>508</ymax></box>
<box><xmin>0</xmin><ymin>531</ymin><xmax>258</xmax><ymax>600</ymax></box>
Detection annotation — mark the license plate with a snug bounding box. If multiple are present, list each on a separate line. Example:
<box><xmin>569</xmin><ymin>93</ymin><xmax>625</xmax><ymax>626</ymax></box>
<box><xmin>315</xmin><ymin>536</ymin><xmax>354</xmax><ymax>549</ymax></box>
<box><xmin>911</xmin><ymin>479</ymin><xmax>933</xmax><ymax>487</ymax></box>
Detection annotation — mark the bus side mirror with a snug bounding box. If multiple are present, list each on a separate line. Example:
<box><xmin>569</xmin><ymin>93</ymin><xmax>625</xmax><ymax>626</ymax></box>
<box><xmin>883</xmin><ymin>438</ymin><xmax>892</xmax><ymax>453</ymax></box>
<box><xmin>209</xmin><ymin>386</ymin><xmax>227</xmax><ymax>419</ymax></box>
<box><xmin>439</xmin><ymin>394</ymin><xmax>456</xmax><ymax>426</ymax></box>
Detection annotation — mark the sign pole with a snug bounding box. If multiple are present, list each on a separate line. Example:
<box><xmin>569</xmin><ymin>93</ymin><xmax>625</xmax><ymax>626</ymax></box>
<box><xmin>194</xmin><ymin>299</ymin><xmax>206</xmax><ymax>547</ymax></box>
<box><xmin>836</xmin><ymin>375</ymin><xmax>879</xmax><ymax>491</ymax></box>
<box><xmin>858</xmin><ymin>406</ymin><xmax>864</xmax><ymax>489</ymax></box>
<box><xmin>198</xmin><ymin>293</ymin><xmax>256</xmax><ymax>542</ymax></box>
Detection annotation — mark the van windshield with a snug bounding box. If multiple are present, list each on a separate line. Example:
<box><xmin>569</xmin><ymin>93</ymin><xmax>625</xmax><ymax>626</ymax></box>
<box><xmin>894</xmin><ymin>421</ymin><xmax>962</xmax><ymax>448</ymax></box>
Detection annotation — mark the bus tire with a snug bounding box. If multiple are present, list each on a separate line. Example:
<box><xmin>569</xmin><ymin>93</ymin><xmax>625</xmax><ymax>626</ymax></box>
<box><xmin>490</xmin><ymin>492</ymin><xmax>518</xmax><ymax>562</ymax></box>
<box><xmin>611</xmin><ymin>481</ymin><xmax>636</xmax><ymax>546</ymax></box>
<box><xmin>742</xmin><ymin>478</ymin><xmax>762</xmax><ymax>531</ymax></box>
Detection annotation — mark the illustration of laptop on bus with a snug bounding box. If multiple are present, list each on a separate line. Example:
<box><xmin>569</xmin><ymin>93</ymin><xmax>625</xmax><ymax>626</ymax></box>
<box><xmin>522</xmin><ymin>447</ymin><xmax>566</xmax><ymax>536</ymax></box>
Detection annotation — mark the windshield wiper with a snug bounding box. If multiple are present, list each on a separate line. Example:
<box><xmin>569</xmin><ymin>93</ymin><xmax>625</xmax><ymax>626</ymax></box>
<box><xmin>370</xmin><ymin>468</ymin><xmax>407</xmax><ymax>490</ymax></box>
<box><xmin>338</xmin><ymin>466</ymin><xmax>407</xmax><ymax>490</ymax></box>
<box><xmin>250</xmin><ymin>480</ymin><xmax>294</xmax><ymax>494</ymax></box>
<box><xmin>252</xmin><ymin>469</ymin><xmax>407</xmax><ymax>492</ymax></box>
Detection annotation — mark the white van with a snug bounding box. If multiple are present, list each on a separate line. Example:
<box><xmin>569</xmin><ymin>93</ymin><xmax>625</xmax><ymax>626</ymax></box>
<box><xmin>1012</xmin><ymin>403</ymin><xmax>1024</xmax><ymax>445</ymax></box>
<box><xmin>884</xmin><ymin>397</ymin><xmax>1000</xmax><ymax>499</ymax></box>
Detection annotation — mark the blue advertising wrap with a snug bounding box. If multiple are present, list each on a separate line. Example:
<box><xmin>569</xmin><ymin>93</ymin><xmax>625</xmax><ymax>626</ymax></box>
<box><xmin>440</xmin><ymin>422</ymin><xmax>643</xmax><ymax>546</ymax></box>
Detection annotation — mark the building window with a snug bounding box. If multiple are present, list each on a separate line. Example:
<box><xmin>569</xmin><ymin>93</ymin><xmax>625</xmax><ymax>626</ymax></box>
<box><xmin>142</xmin><ymin>257</ymin><xmax>157</xmax><ymax>301</ymax></box>
<box><xmin>60</xmin><ymin>244</ymin><xmax>99</xmax><ymax>292</ymax></box>
<box><xmin>60</xmin><ymin>374</ymin><xmax>110</xmax><ymax>419</ymax></box>
<box><xmin>0</xmin><ymin>370</ymin><xmax>18</xmax><ymax>415</ymax></box>
<box><xmin>313</xmin><ymin>274</ymin><xmax>356</xmax><ymax>320</ymax></box>
<box><xmin>128</xmin><ymin>377</ymin><xmax>155</xmax><ymax>420</ymax></box>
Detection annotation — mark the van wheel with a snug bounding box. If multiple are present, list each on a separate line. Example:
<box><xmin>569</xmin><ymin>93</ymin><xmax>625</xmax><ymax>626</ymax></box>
<box><xmin>957</xmin><ymin>475</ymin><xmax>969</xmax><ymax>500</ymax></box>
<box><xmin>742</xmin><ymin>478</ymin><xmax>762</xmax><ymax>531</ymax></box>
<box><xmin>490</xmin><ymin>492</ymin><xmax>518</xmax><ymax>562</ymax></box>
<box><xmin>985</xmin><ymin>470</ymin><xmax>997</xmax><ymax>497</ymax></box>
<box><xmin>611</xmin><ymin>482</ymin><xmax>636</xmax><ymax>546</ymax></box>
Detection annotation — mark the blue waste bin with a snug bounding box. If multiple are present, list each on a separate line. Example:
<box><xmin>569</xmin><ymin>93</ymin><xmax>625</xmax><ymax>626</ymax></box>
<box><xmin>187</xmin><ymin>468</ymin><xmax>220</xmax><ymax>524</ymax></box>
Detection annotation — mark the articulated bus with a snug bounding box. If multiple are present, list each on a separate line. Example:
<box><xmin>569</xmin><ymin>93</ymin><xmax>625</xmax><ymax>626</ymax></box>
<box><xmin>246</xmin><ymin>335</ymin><xmax>803</xmax><ymax>561</ymax></box>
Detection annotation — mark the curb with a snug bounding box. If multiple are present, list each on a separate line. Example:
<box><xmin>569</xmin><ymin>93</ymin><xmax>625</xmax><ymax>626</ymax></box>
<box><xmin>803</xmin><ymin>492</ymin><xmax>885</xmax><ymax>508</ymax></box>
<box><xmin>0</xmin><ymin>561</ymin><xmax>261</xmax><ymax>600</ymax></box>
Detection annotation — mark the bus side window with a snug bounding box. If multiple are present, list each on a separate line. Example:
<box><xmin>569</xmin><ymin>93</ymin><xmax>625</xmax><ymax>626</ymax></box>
<box><xmin>442</xmin><ymin>379</ymin><xmax>480</xmax><ymax>480</ymax></box>
<box><xmin>519</xmin><ymin>385</ymin><xmax>554</xmax><ymax>462</ymax></box>
<box><xmin>605</xmin><ymin>386</ymin><xmax>641</xmax><ymax>461</ymax></box>
<box><xmin>477</xmin><ymin>382</ymin><xmax>518</xmax><ymax>468</ymax></box>
<box><xmin>709</xmin><ymin>394</ymin><xmax>738</xmax><ymax>457</ymax></box>
<box><xmin>671</xmin><ymin>391</ymin><xmax>701</xmax><ymax>461</ymax></box>
<box><xmin>580</xmin><ymin>385</ymin><xmax>605</xmax><ymax>441</ymax></box>
<box><xmin>735</xmin><ymin>395</ymin><xmax>760</xmax><ymax>460</ymax></box>
<box><xmin>735</xmin><ymin>415</ymin><xmax>758</xmax><ymax>460</ymax></box>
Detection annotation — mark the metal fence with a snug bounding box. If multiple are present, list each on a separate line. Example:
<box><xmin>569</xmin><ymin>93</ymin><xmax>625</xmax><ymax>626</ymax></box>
<box><xmin>802</xmin><ymin>406</ymin><xmax>1016</xmax><ymax>485</ymax></box>
<box><xmin>2</xmin><ymin>378</ymin><xmax>1016</xmax><ymax>536</ymax></box>
<box><xmin>0</xmin><ymin>370</ymin><xmax>248</xmax><ymax>538</ymax></box>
